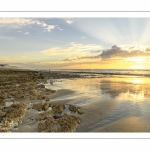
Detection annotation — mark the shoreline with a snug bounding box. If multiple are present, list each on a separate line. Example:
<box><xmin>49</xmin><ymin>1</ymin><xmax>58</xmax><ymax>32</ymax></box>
<box><xmin>0</xmin><ymin>69</ymin><xmax>83</xmax><ymax>132</ymax></box>
<box><xmin>41</xmin><ymin>70</ymin><xmax>150</xmax><ymax>79</ymax></box>
<box><xmin>1</xmin><ymin>69</ymin><xmax>150</xmax><ymax>132</ymax></box>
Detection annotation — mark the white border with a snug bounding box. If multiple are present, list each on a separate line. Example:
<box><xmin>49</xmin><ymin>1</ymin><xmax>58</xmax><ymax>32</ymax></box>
<box><xmin>1</xmin><ymin>12</ymin><xmax>150</xmax><ymax>18</ymax></box>
<box><xmin>0</xmin><ymin>0</ymin><xmax>150</xmax><ymax>11</ymax></box>
<box><xmin>0</xmin><ymin>133</ymin><xmax>150</xmax><ymax>138</ymax></box>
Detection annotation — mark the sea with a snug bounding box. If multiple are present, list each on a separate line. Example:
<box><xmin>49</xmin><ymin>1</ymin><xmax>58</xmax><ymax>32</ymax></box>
<box><xmin>51</xmin><ymin>69</ymin><xmax>150</xmax><ymax>75</ymax></box>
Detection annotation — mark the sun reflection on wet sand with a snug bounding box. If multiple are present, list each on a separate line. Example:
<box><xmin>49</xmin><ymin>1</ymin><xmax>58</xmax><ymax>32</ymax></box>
<box><xmin>93</xmin><ymin>117</ymin><xmax>150</xmax><ymax>132</ymax></box>
<box><xmin>117</xmin><ymin>91</ymin><xmax>145</xmax><ymax>103</ymax></box>
<box><xmin>129</xmin><ymin>78</ymin><xmax>144</xmax><ymax>84</ymax></box>
<box><xmin>58</xmin><ymin>77</ymin><xmax>150</xmax><ymax>103</ymax></box>
<box><xmin>54</xmin><ymin>76</ymin><xmax>150</xmax><ymax>131</ymax></box>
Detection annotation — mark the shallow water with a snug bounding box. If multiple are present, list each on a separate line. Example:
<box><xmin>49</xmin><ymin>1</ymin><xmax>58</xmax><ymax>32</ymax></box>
<box><xmin>47</xmin><ymin>76</ymin><xmax>150</xmax><ymax>132</ymax></box>
<box><xmin>52</xmin><ymin>69</ymin><xmax>150</xmax><ymax>76</ymax></box>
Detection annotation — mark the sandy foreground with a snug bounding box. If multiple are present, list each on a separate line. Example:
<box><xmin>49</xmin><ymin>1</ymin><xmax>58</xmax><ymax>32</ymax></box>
<box><xmin>1</xmin><ymin>69</ymin><xmax>150</xmax><ymax>132</ymax></box>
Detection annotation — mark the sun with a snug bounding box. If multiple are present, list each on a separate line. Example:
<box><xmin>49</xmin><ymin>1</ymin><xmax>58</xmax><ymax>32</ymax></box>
<box><xmin>131</xmin><ymin>57</ymin><xmax>145</xmax><ymax>63</ymax></box>
<box><xmin>125</xmin><ymin>56</ymin><xmax>145</xmax><ymax>63</ymax></box>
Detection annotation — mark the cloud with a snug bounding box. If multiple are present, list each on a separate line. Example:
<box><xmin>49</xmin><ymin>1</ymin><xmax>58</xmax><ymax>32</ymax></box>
<box><xmin>0</xmin><ymin>18</ymin><xmax>35</xmax><ymax>25</ymax></box>
<box><xmin>67</xmin><ymin>42</ymin><xmax>102</xmax><ymax>52</ymax></box>
<box><xmin>0</xmin><ymin>36</ymin><xmax>14</xmax><ymax>40</ymax></box>
<box><xmin>65</xmin><ymin>19</ymin><xmax>73</xmax><ymax>24</ymax></box>
<box><xmin>44</xmin><ymin>25</ymin><xmax>55</xmax><ymax>32</ymax></box>
<box><xmin>81</xmin><ymin>37</ymin><xmax>86</xmax><ymax>39</ymax></box>
<box><xmin>57</xmin><ymin>26</ymin><xmax>63</xmax><ymax>31</ymax></box>
<box><xmin>12</xmin><ymin>57</ymin><xmax>17</xmax><ymax>60</ymax></box>
<box><xmin>146</xmin><ymin>48</ymin><xmax>150</xmax><ymax>52</ymax></box>
<box><xmin>63</xmin><ymin>55</ymin><xmax>100</xmax><ymax>62</ymax></box>
<box><xmin>24</xmin><ymin>32</ymin><xmax>29</xmax><ymax>35</ymax></box>
<box><xmin>32</xmin><ymin>57</ymin><xmax>103</xmax><ymax>69</ymax></box>
<box><xmin>90</xmin><ymin>50</ymin><xmax>102</xmax><ymax>53</ymax></box>
<box><xmin>100</xmin><ymin>45</ymin><xmax>150</xmax><ymax>59</ymax></box>
<box><xmin>22</xmin><ymin>56</ymin><xmax>27</xmax><ymax>59</ymax></box>
<box><xmin>0</xmin><ymin>56</ymin><xmax>9</xmax><ymax>62</ymax></box>
<box><xmin>39</xmin><ymin>42</ymin><xmax>103</xmax><ymax>68</ymax></box>
<box><xmin>0</xmin><ymin>18</ymin><xmax>56</xmax><ymax>32</ymax></box>
<box><xmin>40</xmin><ymin>42</ymin><xmax>103</xmax><ymax>57</ymax></box>
<box><xmin>40</xmin><ymin>47</ymin><xmax>75</xmax><ymax>56</ymax></box>
<box><xmin>41</xmin><ymin>23</ymin><xmax>47</xmax><ymax>27</ymax></box>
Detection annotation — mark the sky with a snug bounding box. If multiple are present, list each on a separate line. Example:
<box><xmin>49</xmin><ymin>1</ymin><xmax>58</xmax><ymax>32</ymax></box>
<box><xmin>1</xmin><ymin>18</ymin><xmax>150</xmax><ymax>69</ymax></box>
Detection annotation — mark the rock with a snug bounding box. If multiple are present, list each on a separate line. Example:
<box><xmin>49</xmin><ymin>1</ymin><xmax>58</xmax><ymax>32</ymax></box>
<box><xmin>57</xmin><ymin>113</ymin><xmax>80</xmax><ymax>132</ymax></box>
<box><xmin>69</xmin><ymin>105</ymin><xmax>78</xmax><ymax>112</ymax></box>
<box><xmin>0</xmin><ymin>129</ymin><xmax>11</xmax><ymax>132</ymax></box>
<box><xmin>0</xmin><ymin>100</ymin><xmax>5</xmax><ymax>107</ymax></box>
<box><xmin>52</xmin><ymin>104</ymin><xmax>65</xmax><ymax>114</ymax></box>
<box><xmin>38</xmin><ymin>122</ymin><xmax>46</xmax><ymax>132</ymax></box>
<box><xmin>37</xmin><ymin>84</ymin><xmax>45</xmax><ymax>89</ymax></box>
<box><xmin>36</xmin><ymin>110</ymin><xmax>53</xmax><ymax>120</ymax></box>
<box><xmin>0</xmin><ymin>93</ymin><xmax>7</xmax><ymax>99</ymax></box>
<box><xmin>77</xmin><ymin>110</ymin><xmax>84</xmax><ymax>115</ymax></box>
<box><xmin>0</xmin><ymin>103</ymin><xmax>28</xmax><ymax>130</ymax></box>
<box><xmin>33</xmin><ymin>102</ymin><xmax>43</xmax><ymax>111</ymax></box>
<box><xmin>33</xmin><ymin>102</ymin><xmax>51</xmax><ymax>111</ymax></box>
<box><xmin>45</xmin><ymin>96</ymin><xmax>50</xmax><ymax>101</ymax></box>
<box><xmin>43</xmin><ymin>102</ymin><xmax>49</xmax><ymax>111</ymax></box>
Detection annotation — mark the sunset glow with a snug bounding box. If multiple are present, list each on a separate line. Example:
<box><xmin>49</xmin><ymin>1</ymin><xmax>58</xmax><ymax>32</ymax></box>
<box><xmin>125</xmin><ymin>56</ymin><xmax>146</xmax><ymax>63</ymax></box>
<box><xmin>1</xmin><ymin>18</ymin><xmax>150</xmax><ymax>69</ymax></box>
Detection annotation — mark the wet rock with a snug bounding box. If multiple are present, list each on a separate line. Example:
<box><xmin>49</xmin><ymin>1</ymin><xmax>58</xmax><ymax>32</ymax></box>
<box><xmin>45</xmin><ymin>96</ymin><xmax>50</xmax><ymax>101</ymax></box>
<box><xmin>0</xmin><ymin>100</ymin><xmax>5</xmax><ymax>107</ymax></box>
<box><xmin>45</xmin><ymin>117</ymin><xmax>57</xmax><ymax>126</ymax></box>
<box><xmin>30</xmin><ymin>96</ymin><xmax>37</xmax><ymax>100</ymax></box>
<box><xmin>36</xmin><ymin>94</ymin><xmax>45</xmax><ymax>100</ymax></box>
<box><xmin>0</xmin><ymin>70</ymin><xmax>84</xmax><ymax>132</ymax></box>
<box><xmin>53</xmin><ymin>115</ymin><xmax>61</xmax><ymax>119</ymax></box>
<box><xmin>52</xmin><ymin>104</ymin><xmax>65</xmax><ymax>114</ymax></box>
<box><xmin>38</xmin><ymin>73</ymin><xmax>45</xmax><ymax>79</ymax></box>
<box><xmin>43</xmin><ymin>90</ymin><xmax>56</xmax><ymax>95</ymax></box>
<box><xmin>38</xmin><ymin>117</ymin><xmax>57</xmax><ymax>132</ymax></box>
<box><xmin>33</xmin><ymin>102</ymin><xmax>51</xmax><ymax>111</ymax></box>
<box><xmin>38</xmin><ymin>122</ymin><xmax>46</xmax><ymax>132</ymax></box>
<box><xmin>47</xmin><ymin>126</ymin><xmax>55</xmax><ymax>132</ymax></box>
<box><xmin>37</xmin><ymin>84</ymin><xmax>45</xmax><ymax>89</ymax></box>
<box><xmin>43</xmin><ymin>102</ymin><xmax>49</xmax><ymax>111</ymax></box>
<box><xmin>0</xmin><ymin>93</ymin><xmax>7</xmax><ymax>99</ymax></box>
<box><xmin>69</xmin><ymin>105</ymin><xmax>78</xmax><ymax>112</ymax></box>
<box><xmin>13</xmin><ymin>99</ymin><xmax>19</xmax><ymax>105</ymax></box>
<box><xmin>36</xmin><ymin>110</ymin><xmax>53</xmax><ymax>120</ymax></box>
<box><xmin>0</xmin><ymin>129</ymin><xmax>11</xmax><ymax>132</ymax></box>
<box><xmin>33</xmin><ymin>102</ymin><xmax>43</xmax><ymax>111</ymax></box>
<box><xmin>0</xmin><ymin>103</ymin><xmax>28</xmax><ymax>130</ymax></box>
<box><xmin>77</xmin><ymin>110</ymin><xmax>84</xmax><ymax>115</ymax></box>
<box><xmin>57</xmin><ymin>113</ymin><xmax>80</xmax><ymax>132</ymax></box>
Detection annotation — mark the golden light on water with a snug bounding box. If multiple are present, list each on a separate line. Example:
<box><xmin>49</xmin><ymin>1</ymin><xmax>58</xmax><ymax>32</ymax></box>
<box><xmin>130</xmin><ymin>78</ymin><xmax>144</xmax><ymax>84</ymax></box>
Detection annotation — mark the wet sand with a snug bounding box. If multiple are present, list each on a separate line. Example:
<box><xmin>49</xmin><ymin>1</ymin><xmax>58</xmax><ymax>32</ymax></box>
<box><xmin>1</xmin><ymin>69</ymin><xmax>150</xmax><ymax>132</ymax></box>
<box><xmin>92</xmin><ymin>117</ymin><xmax>150</xmax><ymax>132</ymax></box>
<box><xmin>43</xmin><ymin>71</ymin><xmax>150</xmax><ymax>132</ymax></box>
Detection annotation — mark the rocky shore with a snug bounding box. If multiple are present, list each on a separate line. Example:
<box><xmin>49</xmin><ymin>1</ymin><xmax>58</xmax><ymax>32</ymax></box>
<box><xmin>41</xmin><ymin>70</ymin><xmax>83</xmax><ymax>79</ymax></box>
<box><xmin>0</xmin><ymin>69</ymin><xmax>83</xmax><ymax>132</ymax></box>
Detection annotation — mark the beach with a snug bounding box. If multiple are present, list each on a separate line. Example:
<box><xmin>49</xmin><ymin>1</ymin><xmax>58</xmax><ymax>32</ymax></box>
<box><xmin>1</xmin><ymin>69</ymin><xmax>150</xmax><ymax>132</ymax></box>
<box><xmin>42</xmin><ymin>70</ymin><xmax>150</xmax><ymax>132</ymax></box>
